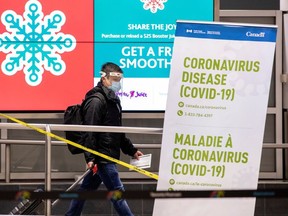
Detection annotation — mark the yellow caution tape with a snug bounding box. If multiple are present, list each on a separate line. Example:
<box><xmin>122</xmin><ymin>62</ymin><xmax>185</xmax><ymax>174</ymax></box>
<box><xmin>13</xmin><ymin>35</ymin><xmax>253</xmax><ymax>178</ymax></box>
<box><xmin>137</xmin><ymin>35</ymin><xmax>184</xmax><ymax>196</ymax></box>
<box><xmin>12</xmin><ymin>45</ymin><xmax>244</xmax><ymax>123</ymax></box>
<box><xmin>0</xmin><ymin>113</ymin><xmax>159</xmax><ymax>180</ymax></box>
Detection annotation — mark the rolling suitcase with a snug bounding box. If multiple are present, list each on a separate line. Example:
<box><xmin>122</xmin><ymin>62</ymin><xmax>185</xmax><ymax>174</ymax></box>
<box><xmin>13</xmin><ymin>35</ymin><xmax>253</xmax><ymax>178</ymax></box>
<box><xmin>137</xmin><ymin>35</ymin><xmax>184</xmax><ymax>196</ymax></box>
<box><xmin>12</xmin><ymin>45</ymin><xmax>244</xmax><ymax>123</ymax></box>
<box><xmin>9</xmin><ymin>169</ymin><xmax>91</xmax><ymax>215</ymax></box>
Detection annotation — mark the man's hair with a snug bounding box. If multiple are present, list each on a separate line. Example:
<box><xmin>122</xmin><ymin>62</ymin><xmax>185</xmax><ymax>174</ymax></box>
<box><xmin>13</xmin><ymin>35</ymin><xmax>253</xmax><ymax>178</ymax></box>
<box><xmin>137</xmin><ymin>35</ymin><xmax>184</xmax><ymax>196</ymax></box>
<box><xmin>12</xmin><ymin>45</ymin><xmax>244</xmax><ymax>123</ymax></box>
<box><xmin>101</xmin><ymin>62</ymin><xmax>123</xmax><ymax>77</ymax></box>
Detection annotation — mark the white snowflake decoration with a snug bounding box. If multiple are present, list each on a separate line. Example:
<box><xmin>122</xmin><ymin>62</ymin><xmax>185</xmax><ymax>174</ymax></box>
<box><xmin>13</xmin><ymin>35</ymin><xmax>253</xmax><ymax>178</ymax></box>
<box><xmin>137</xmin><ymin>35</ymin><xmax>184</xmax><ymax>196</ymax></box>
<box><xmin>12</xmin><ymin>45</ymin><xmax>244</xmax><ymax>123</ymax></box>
<box><xmin>0</xmin><ymin>0</ymin><xmax>76</xmax><ymax>86</ymax></box>
<box><xmin>141</xmin><ymin>0</ymin><xmax>168</xmax><ymax>13</ymax></box>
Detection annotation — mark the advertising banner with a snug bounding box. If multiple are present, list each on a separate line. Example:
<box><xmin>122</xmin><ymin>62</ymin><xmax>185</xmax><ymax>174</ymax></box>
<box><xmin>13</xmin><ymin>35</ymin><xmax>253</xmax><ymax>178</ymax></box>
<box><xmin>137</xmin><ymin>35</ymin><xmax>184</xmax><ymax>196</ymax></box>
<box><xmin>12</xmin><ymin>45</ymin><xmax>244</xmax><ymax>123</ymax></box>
<box><xmin>0</xmin><ymin>0</ymin><xmax>93</xmax><ymax>111</ymax></box>
<box><xmin>94</xmin><ymin>0</ymin><xmax>214</xmax><ymax>111</ymax></box>
<box><xmin>0</xmin><ymin>0</ymin><xmax>214</xmax><ymax>111</ymax></box>
<box><xmin>153</xmin><ymin>21</ymin><xmax>277</xmax><ymax>216</ymax></box>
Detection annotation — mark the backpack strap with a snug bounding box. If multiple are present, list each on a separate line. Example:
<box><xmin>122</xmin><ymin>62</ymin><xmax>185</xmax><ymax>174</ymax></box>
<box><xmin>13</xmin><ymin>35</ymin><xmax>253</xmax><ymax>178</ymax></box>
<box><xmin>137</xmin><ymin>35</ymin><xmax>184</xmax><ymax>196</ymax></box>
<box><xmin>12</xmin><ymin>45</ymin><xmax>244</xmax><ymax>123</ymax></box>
<box><xmin>81</xmin><ymin>92</ymin><xmax>107</xmax><ymax>123</ymax></box>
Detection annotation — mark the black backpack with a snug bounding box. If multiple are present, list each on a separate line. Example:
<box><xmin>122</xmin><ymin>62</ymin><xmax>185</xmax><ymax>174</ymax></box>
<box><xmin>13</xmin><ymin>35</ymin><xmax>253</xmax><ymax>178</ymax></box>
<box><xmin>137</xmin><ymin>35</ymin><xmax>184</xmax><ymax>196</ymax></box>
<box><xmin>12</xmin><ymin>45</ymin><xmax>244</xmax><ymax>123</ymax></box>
<box><xmin>64</xmin><ymin>92</ymin><xmax>106</xmax><ymax>154</ymax></box>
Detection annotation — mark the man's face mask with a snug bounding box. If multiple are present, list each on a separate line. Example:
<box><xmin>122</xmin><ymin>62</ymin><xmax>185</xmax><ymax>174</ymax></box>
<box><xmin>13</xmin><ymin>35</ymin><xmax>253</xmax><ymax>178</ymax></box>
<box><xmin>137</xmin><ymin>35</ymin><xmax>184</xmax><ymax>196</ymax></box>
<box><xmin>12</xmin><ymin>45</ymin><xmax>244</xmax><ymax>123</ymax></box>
<box><xmin>109</xmin><ymin>81</ymin><xmax>121</xmax><ymax>92</ymax></box>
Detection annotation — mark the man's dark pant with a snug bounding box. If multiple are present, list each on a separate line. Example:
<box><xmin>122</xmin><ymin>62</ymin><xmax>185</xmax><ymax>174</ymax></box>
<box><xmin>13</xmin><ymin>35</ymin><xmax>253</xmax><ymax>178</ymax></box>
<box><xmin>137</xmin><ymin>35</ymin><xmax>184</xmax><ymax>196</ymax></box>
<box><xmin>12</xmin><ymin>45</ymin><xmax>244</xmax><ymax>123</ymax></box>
<box><xmin>65</xmin><ymin>163</ymin><xmax>134</xmax><ymax>216</ymax></box>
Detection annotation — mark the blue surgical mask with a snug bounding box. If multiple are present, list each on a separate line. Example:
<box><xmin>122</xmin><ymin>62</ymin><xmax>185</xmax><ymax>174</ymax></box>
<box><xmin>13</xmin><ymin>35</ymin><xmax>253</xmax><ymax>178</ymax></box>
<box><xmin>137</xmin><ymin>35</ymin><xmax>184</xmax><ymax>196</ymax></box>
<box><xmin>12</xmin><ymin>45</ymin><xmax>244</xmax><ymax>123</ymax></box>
<box><xmin>108</xmin><ymin>81</ymin><xmax>121</xmax><ymax>92</ymax></box>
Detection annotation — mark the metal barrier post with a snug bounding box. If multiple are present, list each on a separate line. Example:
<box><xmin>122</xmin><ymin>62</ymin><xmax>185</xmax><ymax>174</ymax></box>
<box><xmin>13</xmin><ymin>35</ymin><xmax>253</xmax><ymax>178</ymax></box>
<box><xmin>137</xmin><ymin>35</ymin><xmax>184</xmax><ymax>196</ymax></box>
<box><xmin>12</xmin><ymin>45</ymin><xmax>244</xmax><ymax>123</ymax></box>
<box><xmin>1</xmin><ymin>118</ymin><xmax>10</xmax><ymax>183</ymax></box>
<box><xmin>5</xmin><ymin>143</ymin><xmax>10</xmax><ymax>183</ymax></box>
<box><xmin>45</xmin><ymin>124</ymin><xmax>52</xmax><ymax>216</ymax></box>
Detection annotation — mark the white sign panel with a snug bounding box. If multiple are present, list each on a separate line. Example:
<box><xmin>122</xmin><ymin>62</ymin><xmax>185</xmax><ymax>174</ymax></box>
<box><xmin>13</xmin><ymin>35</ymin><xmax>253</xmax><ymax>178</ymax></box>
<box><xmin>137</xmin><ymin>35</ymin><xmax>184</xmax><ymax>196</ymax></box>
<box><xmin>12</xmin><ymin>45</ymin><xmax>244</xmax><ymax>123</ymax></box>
<box><xmin>153</xmin><ymin>21</ymin><xmax>277</xmax><ymax>216</ymax></box>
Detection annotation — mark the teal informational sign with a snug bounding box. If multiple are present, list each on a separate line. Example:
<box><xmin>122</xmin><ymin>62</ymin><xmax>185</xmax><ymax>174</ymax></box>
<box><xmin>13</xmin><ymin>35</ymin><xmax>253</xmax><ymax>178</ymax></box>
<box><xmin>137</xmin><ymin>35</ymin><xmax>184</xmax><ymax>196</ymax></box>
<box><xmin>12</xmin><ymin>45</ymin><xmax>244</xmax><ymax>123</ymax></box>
<box><xmin>95</xmin><ymin>43</ymin><xmax>173</xmax><ymax>78</ymax></box>
<box><xmin>95</xmin><ymin>0</ymin><xmax>214</xmax><ymax>42</ymax></box>
<box><xmin>94</xmin><ymin>0</ymin><xmax>214</xmax><ymax>111</ymax></box>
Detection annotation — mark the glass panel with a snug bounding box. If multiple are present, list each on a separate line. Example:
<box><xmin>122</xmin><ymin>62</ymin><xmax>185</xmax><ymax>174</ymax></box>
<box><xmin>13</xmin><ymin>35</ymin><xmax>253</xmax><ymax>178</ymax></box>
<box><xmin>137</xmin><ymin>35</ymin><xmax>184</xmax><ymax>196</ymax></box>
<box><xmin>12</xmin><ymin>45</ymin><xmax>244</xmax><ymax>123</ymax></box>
<box><xmin>52</xmin><ymin>146</ymin><xmax>85</xmax><ymax>172</ymax></box>
<box><xmin>268</xmin><ymin>63</ymin><xmax>276</xmax><ymax>107</ymax></box>
<box><xmin>11</xmin><ymin>145</ymin><xmax>45</xmax><ymax>172</ymax></box>
<box><xmin>260</xmin><ymin>114</ymin><xmax>276</xmax><ymax>172</ymax></box>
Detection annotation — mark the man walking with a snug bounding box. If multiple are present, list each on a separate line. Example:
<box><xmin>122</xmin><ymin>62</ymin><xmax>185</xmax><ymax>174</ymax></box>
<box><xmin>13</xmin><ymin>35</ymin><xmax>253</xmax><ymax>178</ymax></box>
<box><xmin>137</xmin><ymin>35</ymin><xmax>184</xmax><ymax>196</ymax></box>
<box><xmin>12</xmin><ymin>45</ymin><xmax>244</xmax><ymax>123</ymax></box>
<box><xmin>65</xmin><ymin>62</ymin><xmax>143</xmax><ymax>216</ymax></box>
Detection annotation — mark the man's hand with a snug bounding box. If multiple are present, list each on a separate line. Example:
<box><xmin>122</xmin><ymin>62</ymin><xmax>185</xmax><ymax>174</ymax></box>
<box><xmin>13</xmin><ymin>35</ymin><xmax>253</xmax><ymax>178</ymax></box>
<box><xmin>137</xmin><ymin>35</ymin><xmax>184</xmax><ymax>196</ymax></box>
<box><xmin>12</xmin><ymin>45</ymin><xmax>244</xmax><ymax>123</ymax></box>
<box><xmin>87</xmin><ymin>161</ymin><xmax>94</xmax><ymax>169</ymax></box>
<box><xmin>133</xmin><ymin>150</ymin><xmax>143</xmax><ymax>160</ymax></box>
<box><xmin>87</xmin><ymin>161</ymin><xmax>98</xmax><ymax>175</ymax></box>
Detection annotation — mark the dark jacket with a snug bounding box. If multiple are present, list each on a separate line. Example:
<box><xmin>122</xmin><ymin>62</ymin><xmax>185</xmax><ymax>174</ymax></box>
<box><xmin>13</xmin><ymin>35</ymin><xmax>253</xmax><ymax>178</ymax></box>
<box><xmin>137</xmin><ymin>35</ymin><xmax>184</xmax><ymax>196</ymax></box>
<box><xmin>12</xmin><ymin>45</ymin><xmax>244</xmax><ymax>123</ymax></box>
<box><xmin>82</xmin><ymin>81</ymin><xmax>137</xmax><ymax>163</ymax></box>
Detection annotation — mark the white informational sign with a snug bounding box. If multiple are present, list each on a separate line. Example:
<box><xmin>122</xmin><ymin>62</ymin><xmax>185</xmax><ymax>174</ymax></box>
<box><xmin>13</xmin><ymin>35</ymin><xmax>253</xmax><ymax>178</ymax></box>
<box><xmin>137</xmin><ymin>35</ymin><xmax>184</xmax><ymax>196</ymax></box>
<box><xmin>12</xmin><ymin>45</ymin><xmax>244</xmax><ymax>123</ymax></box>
<box><xmin>153</xmin><ymin>21</ymin><xmax>277</xmax><ymax>216</ymax></box>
